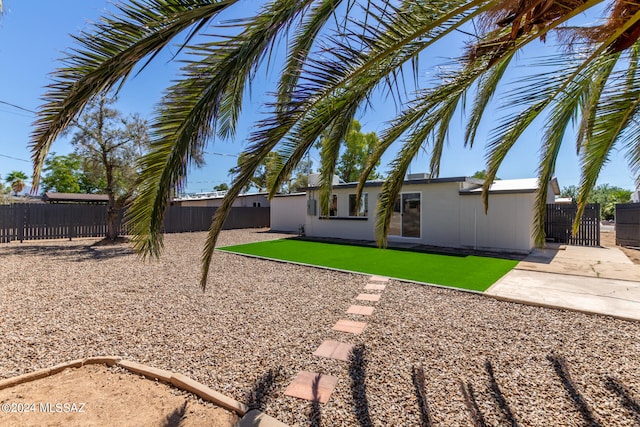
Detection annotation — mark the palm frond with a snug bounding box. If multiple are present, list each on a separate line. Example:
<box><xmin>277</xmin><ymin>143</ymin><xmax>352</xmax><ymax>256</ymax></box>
<box><xmin>576</xmin><ymin>61</ymin><xmax>640</xmax><ymax>233</ymax></box>
<box><xmin>464</xmin><ymin>53</ymin><xmax>513</xmax><ymax>148</ymax></box>
<box><xmin>429</xmin><ymin>93</ymin><xmax>462</xmax><ymax>177</ymax></box>
<box><xmin>374</xmin><ymin>113</ymin><xmax>443</xmax><ymax>247</ymax></box>
<box><xmin>482</xmin><ymin>8</ymin><xmax>640</xmax><ymax>218</ymax></box>
<box><xmin>277</xmin><ymin>0</ymin><xmax>342</xmax><ymax>107</ymax></box>
<box><xmin>30</xmin><ymin>0</ymin><xmax>237</xmax><ymax>188</ymax></box>
<box><xmin>128</xmin><ymin>0</ymin><xmax>320</xmax><ymax>257</ymax></box>
<box><xmin>207</xmin><ymin>0</ymin><xmax>316</xmax><ymax>140</ymax></box>
<box><xmin>533</xmin><ymin>53</ymin><xmax>619</xmax><ymax>246</ymax></box>
<box><xmin>319</xmin><ymin>104</ymin><xmax>359</xmax><ymax>214</ymax></box>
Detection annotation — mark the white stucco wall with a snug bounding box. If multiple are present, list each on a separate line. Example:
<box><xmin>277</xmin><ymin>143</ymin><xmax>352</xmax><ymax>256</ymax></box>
<box><xmin>415</xmin><ymin>182</ymin><xmax>462</xmax><ymax>247</ymax></box>
<box><xmin>458</xmin><ymin>192</ymin><xmax>535</xmax><ymax>252</ymax></box>
<box><xmin>270</xmin><ymin>194</ymin><xmax>307</xmax><ymax>232</ymax></box>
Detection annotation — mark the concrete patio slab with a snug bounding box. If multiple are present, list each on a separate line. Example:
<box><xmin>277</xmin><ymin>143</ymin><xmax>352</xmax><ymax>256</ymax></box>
<box><xmin>347</xmin><ymin>305</ymin><xmax>375</xmax><ymax>316</ymax></box>
<box><xmin>370</xmin><ymin>276</ymin><xmax>389</xmax><ymax>282</ymax></box>
<box><xmin>332</xmin><ymin>319</ymin><xmax>367</xmax><ymax>334</ymax></box>
<box><xmin>517</xmin><ymin>245</ymin><xmax>640</xmax><ymax>281</ymax></box>
<box><xmin>283</xmin><ymin>371</ymin><xmax>339</xmax><ymax>404</ymax></box>
<box><xmin>356</xmin><ymin>293</ymin><xmax>381</xmax><ymax>302</ymax></box>
<box><xmin>487</xmin><ymin>269</ymin><xmax>640</xmax><ymax>321</ymax></box>
<box><xmin>364</xmin><ymin>283</ymin><xmax>386</xmax><ymax>291</ymax></box>
<box><xmin>313</xmin><ymin>340</ymin><xmax>355</xmax><ymax>362</ymax></box>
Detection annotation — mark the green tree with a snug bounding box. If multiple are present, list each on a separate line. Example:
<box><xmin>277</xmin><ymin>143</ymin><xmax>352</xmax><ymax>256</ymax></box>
<box><xmin>5</xmin><ymin>171</ymin><xmax>28</xmax><ymax>196</ymax></box>
<box><xmin>589</xmin><ymin>184</ymin><xmax>632</xmax><ymax>220</ymax></box>
<box><xmin>29</xmin><ymin>1</ymin><xmax>640</xmax><ymax>287</ymax></box>
<box><xmin>66</xmin><ymin>95</ymin><xmax>149</xmax><ymax>241</ymax></box>
<box><xmin>230</xmin><ymin>151</ymin><xmax>284</xmax><ymax>193</ymax></box>
<box><xmin>213</xmin><ymin>183</ymin><xmax>229</xmax><ymax>192</ymax></box>
<box><xmin>560</xmin><ymin>185</ymin><xmax>578</xmax><ymax>200</ymax></box>
<box><xmin>560</xmin><ymin>184</ymin><xmax>631</xmax><ymax>219</ymax></box>
<box><xmin>41</xmin><ymin>153</ymin><xmax>83</xmax><ymax>193</ymax></box>
<box><xmin>330</xmin><ymin>120</ymin><xmax>381</xmax><ymax>183</ymax></box>
<box><xmin>287</xmin><ymin>158</ymin><xmax>313</xmax><ymax>193</ymax></box>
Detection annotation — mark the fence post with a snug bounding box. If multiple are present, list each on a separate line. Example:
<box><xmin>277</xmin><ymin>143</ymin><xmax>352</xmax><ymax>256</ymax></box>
<box><xmin>15</xmin><ymin>204</ymin><xmax>25</xmax><ymax>243</ymax></box>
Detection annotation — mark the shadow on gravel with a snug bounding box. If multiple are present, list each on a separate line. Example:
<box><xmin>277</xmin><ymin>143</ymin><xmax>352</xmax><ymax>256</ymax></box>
<box><xmin>308</xmin><ymin>373</ymin><xmax>322</xmax><ymax>427</ymax></box>
<box><xmin>2</xmin><ymin>243</ymin><xmax>133</xmax><ymax>261</ymax></box>
<box><xmin>349</xmin><ymin>344</ymin><xmax>373</xmax><ymax>427</ymax></box>
<box><xmin>547</xmin><ymin>354</ymin><xmax>602</xmax><ymax>427</ymax></box>
<box><xmin>244</xmin><ymin>367</ymin><xmax>283</xmax><ymax>411</ymax></box>
<box><xmin>485</xmin><ymin>361</ymin><xmax>519</xmax><ymax>426</ymax></box>
<box><xmin>411</xmin><ymin>366</ymin><xmax>433</xmax><ymax>427</ymax></box>
<box><xmin>459</xmin><ymin>380</ymin><xmax>487</xmax><ymax>427</ymax></box>
<box><xmin>162</xmin><ymin>401</ymin><xmax>187</xmax><ymax>427</ymax></box>
<box><xmin>605</xmin><ymin>376</ymin><xmax>640</xmax><ymax>424</ymax></box>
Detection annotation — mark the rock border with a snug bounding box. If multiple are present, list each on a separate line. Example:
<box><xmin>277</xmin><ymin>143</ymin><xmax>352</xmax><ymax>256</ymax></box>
<box><xmin>0</xmin><ymin>356</ymin><xmax>248</xmax><ymax>416</ymax></box>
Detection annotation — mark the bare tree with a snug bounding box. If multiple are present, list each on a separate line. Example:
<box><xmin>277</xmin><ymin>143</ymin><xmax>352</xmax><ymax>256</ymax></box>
<box><xmin>68</xmin><ymin>95</ymin><xmax>149</xmax><ymax>241</ymax></box>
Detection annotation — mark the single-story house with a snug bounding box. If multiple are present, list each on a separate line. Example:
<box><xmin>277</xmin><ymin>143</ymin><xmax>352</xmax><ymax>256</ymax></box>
<box><xmin>299</xmin><ymin>176</ymin><xmax>559</xmax><ymax>253</ymax></box>
<box><xmin>172</xmin><ymin>191</ymin><xmax>269</xmax><ymax>208</ymax></box>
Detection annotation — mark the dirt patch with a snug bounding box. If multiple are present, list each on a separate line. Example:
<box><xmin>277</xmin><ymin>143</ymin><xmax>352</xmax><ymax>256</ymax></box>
<box><xmin>601</xmin><ymin>230</ymin><xmax>640</xmax><ymax>264</ymax></box>
<box><xmin>0</xmin><ymin>364</ymin><xmax>238</xmax><ymax>427</ymax></box>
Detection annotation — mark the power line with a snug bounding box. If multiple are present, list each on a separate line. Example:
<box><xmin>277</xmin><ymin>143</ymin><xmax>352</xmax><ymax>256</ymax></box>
<box><xmin>0</xmin><ymin>100</ymin><xmax>37</xmax><ymax>115</ymax></box>
<box><xmin>0</xmin><ymin>153</ymin><xmax>30</xmax><ymax>163</ymax></box>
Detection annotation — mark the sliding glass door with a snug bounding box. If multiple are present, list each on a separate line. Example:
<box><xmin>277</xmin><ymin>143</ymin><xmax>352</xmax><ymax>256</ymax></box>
<box><xmin>389</xmin><ymin>192</ymin><xmax>421</xmax><ymax>238</ymax></box>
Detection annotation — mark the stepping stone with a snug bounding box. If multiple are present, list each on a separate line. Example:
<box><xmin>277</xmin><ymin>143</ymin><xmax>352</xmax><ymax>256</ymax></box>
<box><xmin>332</xmin><ymin>319</ymin><xmax>367</xmax><ymax>334</ymax></box>
<box><xmin>284</xmin><ymin>371</ymin><xmax>339</xmax><ymax>404</ymax></box>
<box><xmin>313</xmin><ymin>340</ymin><xmax>355</xmax><ymax>362</ymax></box>
<box><xmin>370</xmin><ymin>275</ymin><xmax>389</xmax><ymax>282</ymax></box>
<box><xmin>347</xmin><ymin>305</ymin><xmax>375</xmax><ymax>316</ymax></box>
<box><xmin>365</xmin><ymin>283</ymin><xmax>386</xmax><ymax>291</ymax></box>
<box><xmin>356</xmin><ymin>293</ymin><xmax>381</xmax><ymax>302</ymax></box>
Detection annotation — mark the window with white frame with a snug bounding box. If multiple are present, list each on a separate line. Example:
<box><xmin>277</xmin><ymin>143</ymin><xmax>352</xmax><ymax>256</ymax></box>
<box><xmin>348</xmin><ymin>193</ymin><xmax>368</xmax><ymax>217</ymax></box>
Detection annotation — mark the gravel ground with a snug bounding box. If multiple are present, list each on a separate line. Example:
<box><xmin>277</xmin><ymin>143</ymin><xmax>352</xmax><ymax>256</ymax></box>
<box><xmin>1</xmin><ymin>229</ymin><xmax>639</xmax><ymax>426</ymax></box>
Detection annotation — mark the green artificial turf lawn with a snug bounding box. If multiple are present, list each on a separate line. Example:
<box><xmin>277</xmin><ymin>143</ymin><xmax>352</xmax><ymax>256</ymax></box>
<box><xmin>219</xmin><ymin>238</ymin><xmax>517</xmax><ymax>292</ymax></box>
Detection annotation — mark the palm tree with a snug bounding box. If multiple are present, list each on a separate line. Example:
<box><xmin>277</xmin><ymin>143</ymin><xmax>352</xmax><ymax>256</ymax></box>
<box><xmin>5</xmin><ymin>171</ymin><xmax>28</xmax><ymax>196</ymax></box>
<box><xmin>31</xmin><ymin>0</ymin><xmax>640</xmax><ymax>288</ymax></box>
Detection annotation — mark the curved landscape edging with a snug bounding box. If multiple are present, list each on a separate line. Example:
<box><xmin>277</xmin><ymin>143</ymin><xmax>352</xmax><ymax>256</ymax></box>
<box><xmin>0</xmin><ymin>356</ymin><xmax>248</xmax><ymax>416</ymax></box>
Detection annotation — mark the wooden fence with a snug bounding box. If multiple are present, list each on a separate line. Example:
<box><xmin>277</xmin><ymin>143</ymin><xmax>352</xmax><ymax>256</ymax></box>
<box><xmin>616</xmin><ymin>203</ymin><xmax>640</xmax><ymax>247</ymax></box>
<box><xmin>0</xmin><ymin>204</ymin><xmax>270</xmax><ymax>243</ymax></box>
<box><xmin>545</xmin><ymin>203</ymin><xmax>600</xmax><ymax>246</ymax></box>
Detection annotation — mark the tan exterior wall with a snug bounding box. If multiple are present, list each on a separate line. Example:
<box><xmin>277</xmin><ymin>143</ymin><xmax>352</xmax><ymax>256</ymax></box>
<box><xmin>270</xmin><ymin>194</ymin><xmax>307</xmax><ymax>232</ymax></box>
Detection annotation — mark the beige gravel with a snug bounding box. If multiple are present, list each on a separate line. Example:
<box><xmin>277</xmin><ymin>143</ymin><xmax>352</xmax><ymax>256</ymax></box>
<box><xmin>1</xmin><ymin>229</ymin><xmax>639</xmax><ymax>426</ymax></box>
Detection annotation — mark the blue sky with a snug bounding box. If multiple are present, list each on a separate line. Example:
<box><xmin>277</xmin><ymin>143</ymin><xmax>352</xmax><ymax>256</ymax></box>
<box><xmin>0</xmin><ymin>1</ymin><xmax>637</xmax><ymax>194</ymax></box>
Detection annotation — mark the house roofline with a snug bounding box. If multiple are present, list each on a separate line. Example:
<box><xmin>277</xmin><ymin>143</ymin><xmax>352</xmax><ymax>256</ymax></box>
<box><xmin>459</xmin><ymin>188</ymin><xmax>537</xmax><ymax>195</ymax></box>
<box><xmin>303</xmin><ymin>176</ymin><xmax>479</xmax><ymax>191</ymax></box>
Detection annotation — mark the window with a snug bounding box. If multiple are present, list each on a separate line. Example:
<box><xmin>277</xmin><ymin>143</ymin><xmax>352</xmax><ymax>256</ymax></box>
<box><xmin>349</xmin><ymin>193</ymin><xmax>368</xmax><ymax>217</ymax></box>
<box><xmin>252</xmin><ymin>202</ymin><xmax>261</xmax><ymax>207</ymax></box>
<box><xmin>329</xmin><ymin>195</ymin><xmax>338</xmax><ymax>216</ymax></box>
